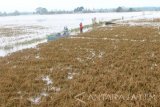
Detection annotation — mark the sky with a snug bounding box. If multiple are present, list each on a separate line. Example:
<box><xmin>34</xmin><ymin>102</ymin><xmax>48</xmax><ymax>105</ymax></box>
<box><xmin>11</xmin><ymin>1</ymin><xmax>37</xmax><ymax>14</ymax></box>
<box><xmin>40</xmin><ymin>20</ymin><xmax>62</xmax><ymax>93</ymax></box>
<box><xmin>0</xmin><ymin>0</ymin><xmax>160</xmax><ymax>12</ymax></box>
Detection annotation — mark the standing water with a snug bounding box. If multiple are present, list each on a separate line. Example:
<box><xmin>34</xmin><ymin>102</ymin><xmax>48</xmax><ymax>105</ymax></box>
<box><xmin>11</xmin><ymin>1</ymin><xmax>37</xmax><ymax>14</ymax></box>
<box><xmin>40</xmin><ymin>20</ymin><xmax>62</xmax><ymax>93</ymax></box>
<box><xmin>0</xmin><ymin>12</ymin><xmax>159</xmax><ymax>56</ymax></box>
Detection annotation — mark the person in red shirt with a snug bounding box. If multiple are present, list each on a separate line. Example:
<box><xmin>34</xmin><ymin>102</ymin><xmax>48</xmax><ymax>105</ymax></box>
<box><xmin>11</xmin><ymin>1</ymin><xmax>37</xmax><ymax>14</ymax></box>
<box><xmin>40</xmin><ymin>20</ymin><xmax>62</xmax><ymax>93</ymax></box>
<box><xmin>79</xmin><ymin>22</ymin><xmax>83</xmax><ymax>33</ymax></box>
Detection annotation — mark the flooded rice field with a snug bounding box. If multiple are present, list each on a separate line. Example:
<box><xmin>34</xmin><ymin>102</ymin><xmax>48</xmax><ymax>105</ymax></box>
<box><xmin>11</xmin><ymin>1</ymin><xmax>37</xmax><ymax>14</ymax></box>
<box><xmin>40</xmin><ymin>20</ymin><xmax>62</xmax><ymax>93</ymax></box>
<box><xmin>0</xmin><ymin>11</ymin><xmax>160</xmax><ymax>56</ymax></box>
<box><xmin>0</xmin><ymin>19</ymin><xmax>160</xmax><ymax>106</ymax></box>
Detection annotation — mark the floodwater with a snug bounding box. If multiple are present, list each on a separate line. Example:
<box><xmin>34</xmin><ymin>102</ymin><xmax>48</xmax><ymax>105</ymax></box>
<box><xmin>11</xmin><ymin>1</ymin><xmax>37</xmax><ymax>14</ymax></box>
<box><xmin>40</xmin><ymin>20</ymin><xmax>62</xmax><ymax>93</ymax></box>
<box><xmin>0</xmin><ymin>11</ymin><xmax>160</xmax><ymax>57</ymax></box>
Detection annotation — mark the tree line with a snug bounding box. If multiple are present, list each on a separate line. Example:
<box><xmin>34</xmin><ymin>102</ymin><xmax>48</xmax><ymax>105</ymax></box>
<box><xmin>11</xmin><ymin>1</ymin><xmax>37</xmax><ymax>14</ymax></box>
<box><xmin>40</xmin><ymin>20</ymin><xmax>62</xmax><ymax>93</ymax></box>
<box><xmin>0</xmin><ymin>6</ymin><xmax>160</xmax><ymax>16</ymax></box>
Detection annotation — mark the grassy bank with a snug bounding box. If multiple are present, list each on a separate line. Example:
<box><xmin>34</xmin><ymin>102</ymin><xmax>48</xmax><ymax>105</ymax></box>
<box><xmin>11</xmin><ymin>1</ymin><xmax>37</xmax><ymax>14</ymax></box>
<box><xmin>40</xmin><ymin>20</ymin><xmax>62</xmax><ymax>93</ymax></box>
<box><xmin>69</xmin><ymin>21</ymin><xmax>105</xmax><ymax>33</ymax></box>
<box><xmin>0</xmin><ymin>19</ymin><xmax>160</xmax><ymax>106</ymax></box>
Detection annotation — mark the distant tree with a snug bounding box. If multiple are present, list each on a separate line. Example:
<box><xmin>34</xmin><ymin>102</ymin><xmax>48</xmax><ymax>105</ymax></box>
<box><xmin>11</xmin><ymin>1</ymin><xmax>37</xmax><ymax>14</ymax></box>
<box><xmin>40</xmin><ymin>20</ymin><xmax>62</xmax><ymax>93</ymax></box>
<box><xmin>83</xmin><ymin>9</ymin><xmax>94</xmax><ymax>13</ymax></box>
<box><xmin>36</xmin><ymin>7</ymin><xmax>48</xmax><ymax>14</ymax></box>
<box><xmin>0</xmin><ymin>12</ymin><xmax>2</xmax><ymax>16</ymax></box>
<box><xmin>2</xmin><ymin>12</ymin><xmax>7</xmax><ymax>16</ymax></box>
<box><xmin>74</xmin><ymin>6</ymin><xmax>84</xmax><ymax>13</ymax></box>
<box><xmin>13</xmin><ymin>10</ymin><xmax>20</xmax><ymax>15</ymax></box>
<box><xmin>116</xmin><ymin>7</ymin><xmax>124</xmax><ymax>12</ymax></box>
<box><xmin>128</xmin><ymin>8</ymin><xmax>134</xmax><ymax>12</ymax></box>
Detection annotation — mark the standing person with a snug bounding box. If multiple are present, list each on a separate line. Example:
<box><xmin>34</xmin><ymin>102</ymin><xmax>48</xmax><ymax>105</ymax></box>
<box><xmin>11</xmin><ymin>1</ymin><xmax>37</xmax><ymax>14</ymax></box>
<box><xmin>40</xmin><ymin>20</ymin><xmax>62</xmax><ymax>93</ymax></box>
<box><xmin>122</xmin><ymin>16</ymin><xmax>124</xmax><ymax>20</ymax></box>
<box><xmin>63</xmin><ymin>26</ymin><xmax>69</xmax><ymax>36</ymax></box>
<box><xmin>80</xmin><ymin>22</ymin><xmax>83</xmax><ymax>33</ymax></box>
<box><xmin>92</xmin><ymin>17</ymin><xmax>97</xmax><ymax>27</ymax></box>
<box><xmin>94</xmin><ymin>17</ymin><xmax>97</xmax><ymax>24</ymax></box>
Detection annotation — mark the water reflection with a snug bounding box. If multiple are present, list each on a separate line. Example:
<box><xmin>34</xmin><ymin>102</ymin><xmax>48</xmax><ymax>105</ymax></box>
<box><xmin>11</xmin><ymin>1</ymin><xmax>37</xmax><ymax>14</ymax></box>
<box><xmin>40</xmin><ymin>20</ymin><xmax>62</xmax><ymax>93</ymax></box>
<box><xmin>0</xmin><ymin>39</ymin><xmax>47</xmax><ymax>57</ymax></box>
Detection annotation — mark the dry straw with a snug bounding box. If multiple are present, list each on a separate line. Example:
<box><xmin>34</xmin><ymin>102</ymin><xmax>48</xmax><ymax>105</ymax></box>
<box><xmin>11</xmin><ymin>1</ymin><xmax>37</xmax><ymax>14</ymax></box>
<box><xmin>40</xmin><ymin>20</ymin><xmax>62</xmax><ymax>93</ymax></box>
<box><xmin>0</xmin><ymin>19</ymin><xmax>160</xmax><ymax>106</ymax></box>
